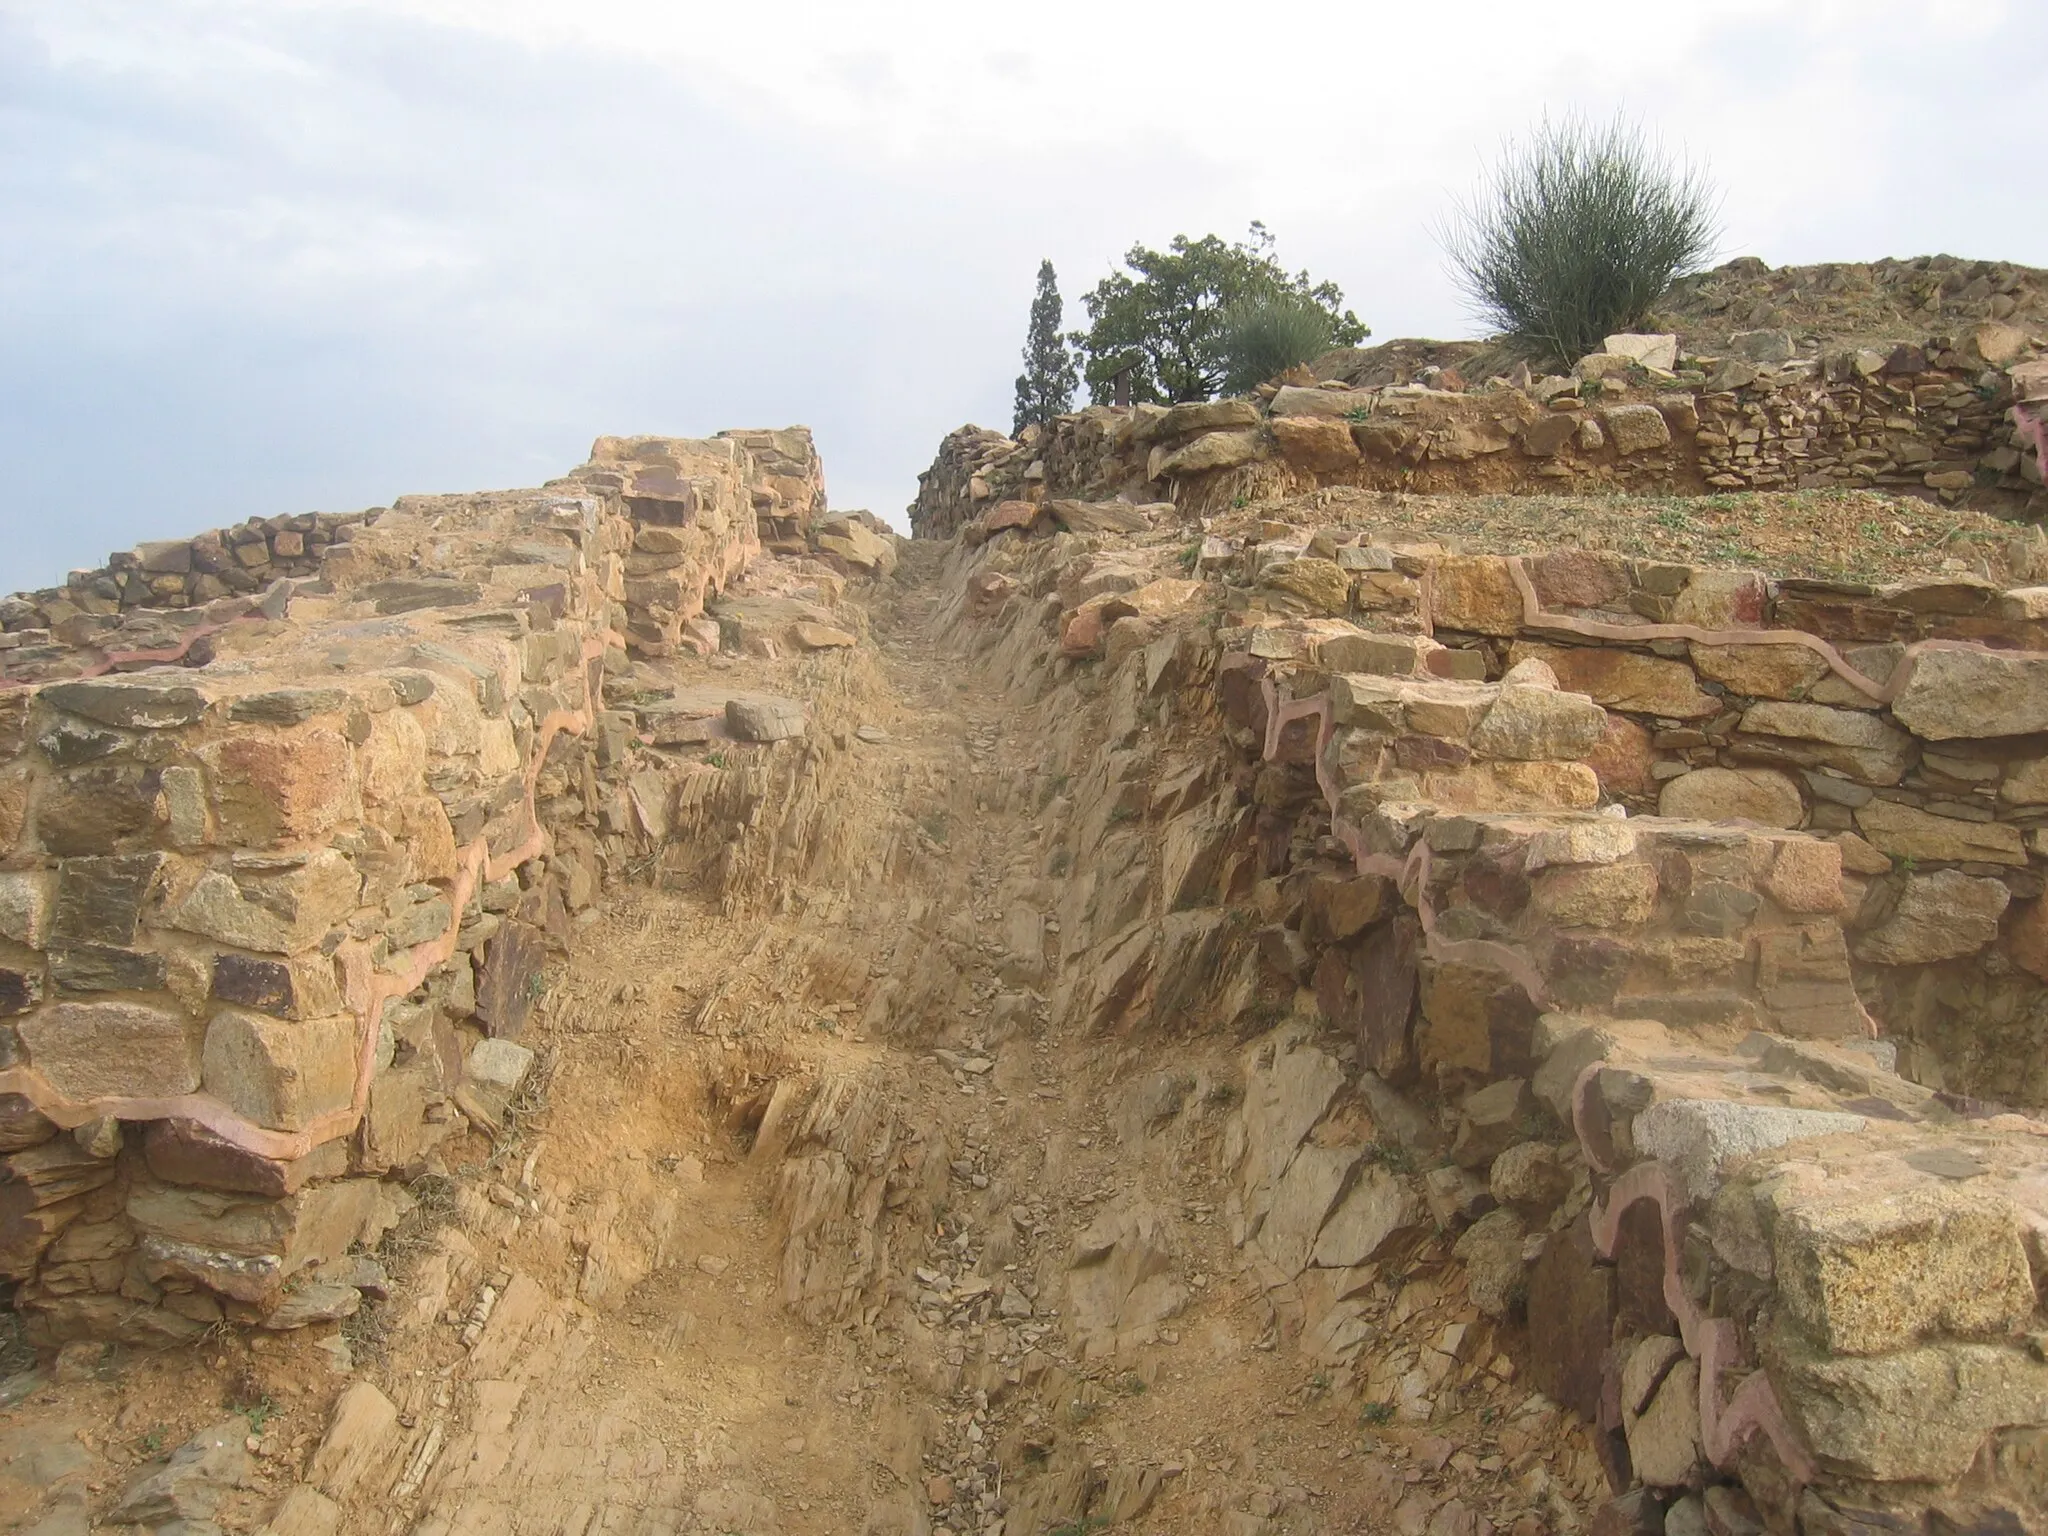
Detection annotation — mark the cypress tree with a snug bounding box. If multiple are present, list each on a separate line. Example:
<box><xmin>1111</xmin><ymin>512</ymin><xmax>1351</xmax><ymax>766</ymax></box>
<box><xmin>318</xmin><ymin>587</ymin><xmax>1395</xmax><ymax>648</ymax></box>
<box><xmin>1012</xmin><ymin>259</ymin><xmax>1078</xmax><ymax>434</ymax></box>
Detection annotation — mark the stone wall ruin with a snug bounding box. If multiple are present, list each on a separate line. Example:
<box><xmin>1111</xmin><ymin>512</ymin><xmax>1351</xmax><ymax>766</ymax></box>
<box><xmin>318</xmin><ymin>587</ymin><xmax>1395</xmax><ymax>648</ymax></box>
<box><xmin>0</xmin><ymin>426</ymin><xmax>849</xmax><ymax>1345</ymax></box>
<box><xmin>940</xmin><ymin>466</ymin><xmax>2048</xmax><ymax>1530</ymax></box>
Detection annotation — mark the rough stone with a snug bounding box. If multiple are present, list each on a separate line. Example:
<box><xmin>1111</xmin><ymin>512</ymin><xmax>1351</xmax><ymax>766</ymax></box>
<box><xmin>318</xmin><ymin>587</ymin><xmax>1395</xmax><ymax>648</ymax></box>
<box><xmin>1891</xmin><ymin>647</ymin><xmax>2048</xmax><ymax>740</ymax></box>
<box><xmin>1767</xmin><ymin>1336</ymin><xmax>2048</xmax><ymax>1483</ymax></box>
<box><xmin>51</xmin><ymin>853</ymin><xmax>164</xmax><ymax>948</ymax></box>
<box><xmin>108</xmin><ymin>1419</ymin><xmax>252</xmax><ymax>1525</ymax></box>
<box><xmin>1270</xmin><ymin>415</ymin><xmax>1361</xmax><ymax>473</ymax></box>
<box><xmin>1450</xmin><ymin>1207</ymin><xmax>1527</xmax><ymax>1317</ymax></box>
<box><xmin>1585</xmin><ymin>715</ymin><xmax>1657</xmax><ymax>798</ymax></box>
<box><xmin>1533</xmin><ymin>861</ymin><xmax>1660</xmax><ymax>928</ymax></box>
<box><xmin>1671</xmin><ymin>570</ymin><xmax>1767</xmax><ymax>629</ymax></box>
<box><xmin>18</xmin><ymin>1001</ymin><xmax>201</xmax><ymax>1099</ymax></box>
<box><xmin>1763</xmin><ymin>838</ymin><xmax>1844</xmax><ymax>913</ymax></box>
<box><xmin>1771</xmin><ymin>1182</ymin><xmax>2037</xmax><ymax>1356</ymax></box>
<box><xmin>1450</xmin><ymin>1078</ymin><xmax>1535</xmax><ymax>1169</ymax></box>
<box><xmin>1853</xmin><ymin>798</ymin><xmax>2025</xmax><ymax>866</ymax></box>
<box><xmin>201</xmin><ymin>1009</ymin><xmax>356</xmax><ymax>1132</ymax></box>
<box><xmin>1631</xmin><ymin>1099</ymin><xmax>1865</xmax><ymax>1204</ymax></box>
<box><xmin>1259</xmin><ymin>558</ymin><xmax>1352</xmax><ymax>615</ymax></box>
<box><xmin>170</xmin><ymin>851</ymin><xmax>361</xmax><ymax>953</ymax></box>
<box><xmin>461</xmin><ymin>1036</ymin><xmax>535</xmax><ymax>1121</ymax></box>
<box><xmin>1513</xmin><ymin>643</ymin><xmax>1718</xmax><ymax>718</ymax></box>
<box><xmin>1470</xmin><ymin>686</ymin><xmax>1607</xmax><ymax>761</ymax></box>
<box><xmin>1690</xmin><ymin>642</ymin><xmax>1829</xmax><ymax>700</ymax></box>
<box><xmin>1738</xmin><ymin>701</ymin><xmax>1912</xmax><ymax>783</ymax></box>
<box><xmin>1489</xmin><ymin>1141</ymin><xmax>1569</xmax><ymax>1212</ymax></box>
<box><xmin>211</xmin><ymin>954</ymin><xmax>340</xmax><ymax>1021</ymax></box>
<box><xmin>1853</xmin><ymin>869</ymin><xmax>2010</xmax><ymax>965</ymax></box>
<box><xmin>40</xmin><ymin>678</ymin><xmax>209</xmax><ymax>730</ymax></box>
<box><xmin>1523</xmin><ymin>1237</ymin><xmax>1614</xmax><ymax>1439</ymax></box>
<box><xmin>228</xmin><ymin>687</ymin><xmax>351</xmax><ymax>726</ymax></box>
<box><xmin>1157</xmin><ymin>429</ymin><xmax>1262</xmax><ymax>477</ymax></box>
<box><xmin>1310</xmin><ymin>1166</ymin><xmax>1422</xmax><ymax>1268</ymax></box>
<box><xmin>1316</xmin><ymin>632</ymin><xmax>1442</xmax><ymax>678</ymax></box>
<box><xmin>306</xmin><ymin>1380</ymin><xmax>402</xmax><ymax>1502</ymax></box>
<box><xmin>1658</xmin><ymin>766</ymin><xmax>1804</xmax><ymax>828</ymax></box>
<box><xmin>1624</xmin><ymin>1355</ymin><xmax>1701</xmax><ymax>1487</ymax></box>
<box><xmin>725</xmin><ymin>694</ymin><xmax>807</xmax><ymax>743</ymax></box>
<box><xmin>1431</xmin><ymin>557</ymin><xmax>1524</xmax><ymax>636</ymax></box>
<box><xmin>49</xmin><ymin>944</ymin><xmax>167</xmax><ymax>993</ymax></box>
<box><xmin>1601</xmin><ymin>403</ymin><xmax>1674</xmax><ymax>455</ymax></box>
<box><xmin>203</xmin><ymin>727</ymin><xmax>360</xmax><ymax>846</ymax></box>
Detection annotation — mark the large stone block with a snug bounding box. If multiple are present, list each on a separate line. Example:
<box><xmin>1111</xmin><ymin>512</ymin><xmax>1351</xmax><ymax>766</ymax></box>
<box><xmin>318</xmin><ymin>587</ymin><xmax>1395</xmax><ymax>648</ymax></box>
<box><xmin>1260</xmin><ymin>558</ymin><xmax>1352</xmax><ymax>615</ymax></box>
<box><xmin>1772</xmin><ymin>1182</ymin><xmax>2036</xmax><ymax>1356</ymax></box>
<box><xmin>17</xmin><ymin>1001</ymin><xmax>201</xmax><ymax>1098</ymax></box>
<box><xmin>1853</xmin><ymin>798</ymin><xmax>2025</xmax><ymax>866</ymax></box>
<box><xmin>1418</xmin><ymin>960</ymin><xmax>1539</xmax><ymax>1079</ymax></box>
<box><xmin>1270</xmin><ymin>415</ymin><xmax>1360</xmax><ymax>474</ymax></box>
<box><xmin>51</xmin><ymin>852</ymin><xmax>165</xmax><ymax>948</ymax></box>
<box><xmin>128</xmin><ymin>1177</ymin><xmax>382</xmax><ymax>1275</ymax></box>
<box><xmin>1470</xmin><ymin>685</ymin><xmax>1607</xmax><ymax>761</ymax></box>
<box><xmin>1511</xmin><ymin>643</ymin><xmax>1718</xmax><ymax>718</ymax></box>
<box><xmin>1156</xmin><ymin>429</ymin><xmax>1261</xmax><ymax>478</ymax></box>
<box><xmin>1601</xmin><ymin>403</ymin><xmax>1673</xmax><ymax>456</ymax></box>
<box><xmin>1690</xmin><ymin>642</ymin><xmax>1829</xmax><ymax>700</ymax></box>
<box><xmin>356</xmin><ymin>707</ymin><xmax>427</xmax><ymax>807</ymax></box>
<box><xmin>1670</xmin><ymin>569</ymin><xmax>1766</xmax><ymax>629</ymax></box>
<box><xmin>1533</xmin><ymin>861</ymin><xmax>1660</xmax><ymax>928</ymax></box>
<box><xmin>201</xmin><ymin>728</ymin><xmax>361</xmax><ymax>846</ymax></box>
<box><xmin>169</xmin><ymin>850</ymin><xmax>361</xmax><ymax>954</ymax></box>
<box><xmin>36</xmin><ymin>765</ymin><xmax>160</xmax><ymax>855</ymax></box>
<box><xmin>143</xmin><ymin>1117</ymin><xmax>344</xmax><ymax>1197</ymax></box>
<box><xmin>1432</xmin><ymin>557</ymin><xmax>1524</xmax><ymax>635</ymax></box>
<box><xmin>1738</xmin><ymin>701</ymin><xmax>1912</xmax><ymax>784</ymax></box>
<box><xmin>40</xmin><ymin>677</ymin><xmax>210</xmax><ymax>730</ymax></box>
<box><xmin>1658</xmin><ymin>766</ymin><xmax>1804</xmax><ymax>828</ymax></box>
<box><xmin>1765</xmin><ymin>1333</ymin><xmax>2048</xmax><ymax>1483</ymax></box>
<box><xmin>1891</xmin><ymin>647</ymin><xmax>2048</xmax><ymax>740</ymax></box>
<box><xmin>201</xmin><ymin>1009</ymin><xmax>357</xmax><ymax>1131</ymax></box>
<box><xmin>1853</xmin><ymin>868</ymin><xmax>2009</xmax><ymax>964</ymax></box>
<box><xmin>1631</xmin><ymin>1099</ymin><xmax>1865</xmax><ymax>1205</ymax></box>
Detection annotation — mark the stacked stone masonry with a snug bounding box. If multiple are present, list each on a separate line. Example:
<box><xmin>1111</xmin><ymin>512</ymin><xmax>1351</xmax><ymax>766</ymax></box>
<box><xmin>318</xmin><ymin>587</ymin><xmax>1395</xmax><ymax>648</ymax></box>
<box><xmin>0</xmin><ymin>427</ymin><xmax>842</xmax><ymax>1347</ymax></box>
<box><xmin>940</xmin><ymin>480</ymin><xmax>2048</xmax><ymax>1530</ymax></box>
<box><xmin>910</xmin><ymin>323</ymin><xmax>2048</xmax><ymax>540</ymax></box>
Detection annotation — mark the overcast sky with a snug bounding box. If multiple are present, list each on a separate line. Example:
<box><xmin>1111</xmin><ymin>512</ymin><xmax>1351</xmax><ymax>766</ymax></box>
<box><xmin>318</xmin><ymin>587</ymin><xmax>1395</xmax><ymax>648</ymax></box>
<box><xmin>2</xmin><ymin>1</ymin><xmax>2043</xmax><ymax>592</ymax></box>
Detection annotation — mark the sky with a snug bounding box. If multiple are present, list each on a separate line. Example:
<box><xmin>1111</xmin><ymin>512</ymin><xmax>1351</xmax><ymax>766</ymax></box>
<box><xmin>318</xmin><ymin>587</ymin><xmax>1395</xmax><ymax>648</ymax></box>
<box><xmin>1</xmin><ymin>1</ymin><xmax>2043</xmax><ymax>592</ymax></box>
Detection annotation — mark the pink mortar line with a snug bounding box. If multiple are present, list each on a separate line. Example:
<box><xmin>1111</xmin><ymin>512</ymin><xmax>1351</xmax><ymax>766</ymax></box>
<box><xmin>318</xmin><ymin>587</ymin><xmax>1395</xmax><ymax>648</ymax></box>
<box><xmin>1582</xmin><ymin>1146</ymin><xmax>1818</xmax><ymax>1486</ymax></box>
<box><xmin>0</xmin><ymin>595</ymin><xmax>272</xmax><ymax>689</ymax></box>
<box><xmin>0</xmin><ymin>629</ymin><xmax>612</xmax><ymax>1165</ymax></box>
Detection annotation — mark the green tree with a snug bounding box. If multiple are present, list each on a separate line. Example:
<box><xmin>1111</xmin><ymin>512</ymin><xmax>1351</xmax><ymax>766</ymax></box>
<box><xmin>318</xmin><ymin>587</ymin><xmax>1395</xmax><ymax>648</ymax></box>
<box><xmin>1440</xmin><ymin>114</ymin><xmax>1720</xmax><ymax>365</ymax></box>
<box><xmin>1072</xmin><ymin>223</ymin><xmax>1366</xmax><ymax>404</ymax></box>
<box><xmin>1012</xmin><ymin>259</ymin><xmax>1079</xmax><ymax>434</ymax></box>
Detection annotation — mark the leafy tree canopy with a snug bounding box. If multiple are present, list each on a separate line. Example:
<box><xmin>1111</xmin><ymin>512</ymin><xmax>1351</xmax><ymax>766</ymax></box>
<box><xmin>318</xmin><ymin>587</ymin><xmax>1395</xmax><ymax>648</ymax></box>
<box><xmin>1072</xmin><ymin>223</ymin><xmax>1366</xmax><ymax>405</ymax></box>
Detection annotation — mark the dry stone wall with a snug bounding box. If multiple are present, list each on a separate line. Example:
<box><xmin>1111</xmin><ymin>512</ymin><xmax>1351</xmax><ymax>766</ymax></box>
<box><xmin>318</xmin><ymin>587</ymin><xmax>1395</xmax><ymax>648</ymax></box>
<box><xmin>0</xmin><ymin>428</ymin><xmax>826</xmax><ymax>1345</ymax></box>
<box><xmin>911</xmin><ymin>326</ymin><xmax>2047</xmax><ymax>538</ymax></box>
<box><xmin>937</xmin><ymin>473</ymin><xmax>2048</xmax><ymax>1532</ymax></box>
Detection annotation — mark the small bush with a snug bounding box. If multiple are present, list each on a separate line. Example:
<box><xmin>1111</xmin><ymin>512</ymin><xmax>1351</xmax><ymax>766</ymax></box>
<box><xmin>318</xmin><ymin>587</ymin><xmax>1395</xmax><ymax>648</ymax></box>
<box><xmin>1441</xmin><ymin>114</ymin><xmax>1720</xmax><ymax>366</ymax></box>
<box><xmin>1219</xmin><ymin>292</ymin><xmax>1337</xmax><ymax>393</ymax></box>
